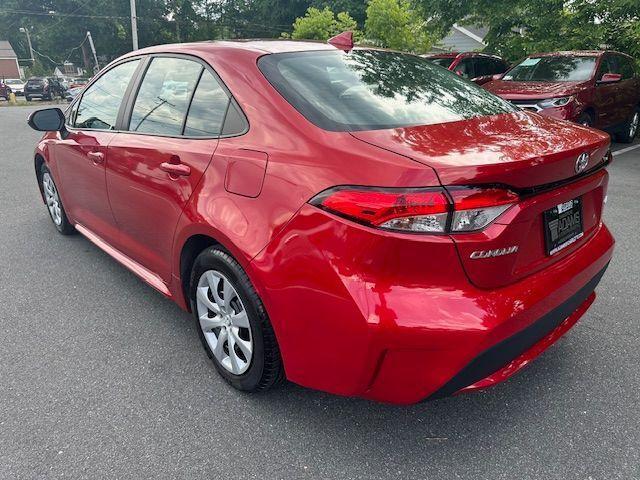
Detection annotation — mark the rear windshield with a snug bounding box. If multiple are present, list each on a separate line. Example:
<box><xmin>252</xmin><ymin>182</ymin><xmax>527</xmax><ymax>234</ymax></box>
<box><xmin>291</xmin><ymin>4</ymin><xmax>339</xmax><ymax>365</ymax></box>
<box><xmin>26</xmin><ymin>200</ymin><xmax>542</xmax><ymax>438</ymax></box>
<box><xmin>426</xmin><ymin>57</ymin><xmax>455</xmax><ymax>68</ymax></box>
<box><xmin>258</xmin><ymin>50</ymin><xmax>516</xmax><ymax>131</ymax></box>
<box><xmin>503</xmin><ymin>56</ymin><xmax>597</xmax><ymax>82</ymax></box>
<box><xmin>27</xmin><ymin>79</ymin><xmax>44</xmax><ymax>85</ymax></box>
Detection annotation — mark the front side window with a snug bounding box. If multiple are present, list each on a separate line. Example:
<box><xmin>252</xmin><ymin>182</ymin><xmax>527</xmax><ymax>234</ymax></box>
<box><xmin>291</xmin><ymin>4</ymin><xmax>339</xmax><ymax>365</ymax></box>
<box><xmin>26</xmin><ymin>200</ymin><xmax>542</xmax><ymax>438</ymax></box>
<box><xmin>503</xmin><ymin>56</ymin><xmax>597</xmax><ymax>82</ymax></box>
<box><xmin>258</xmin><ymin>50</ymin><xmax>515</xmax><ymax>132</ymax></box>
<box><xmin>74</xmin><ymin>60</ymin><xmax>139</xmax><ymax>130</ymax></box>
<box><xmin>183</xmin><ymin>70</ymin><xmax>229</xmax><ymax>137</ymax></box>
<box><xmin>129</xmin><ymin>57</ymin><xmax>202</xmax><ymax>135</ymax></box>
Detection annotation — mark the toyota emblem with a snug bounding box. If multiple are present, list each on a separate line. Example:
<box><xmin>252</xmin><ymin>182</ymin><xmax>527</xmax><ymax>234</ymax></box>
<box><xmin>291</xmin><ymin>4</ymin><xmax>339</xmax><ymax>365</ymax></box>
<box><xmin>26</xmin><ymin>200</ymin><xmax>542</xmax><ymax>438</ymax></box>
<box><xmin>575</xmin><ymin>152</ymin><xmax>589</xmax><ymax>173</ymax></box>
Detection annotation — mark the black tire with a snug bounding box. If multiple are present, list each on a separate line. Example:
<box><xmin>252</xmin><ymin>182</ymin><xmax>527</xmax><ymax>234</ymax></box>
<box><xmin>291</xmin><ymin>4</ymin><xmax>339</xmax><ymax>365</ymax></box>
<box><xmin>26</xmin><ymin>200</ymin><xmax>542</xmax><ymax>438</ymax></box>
<box><xmin>577</xmin><ymin>112</ymin><xmax>593</xmax><ymax>127</ymax></box>
<box><xmin>25</xmin><ymin>96</ymin><xmax>31</xmax><ymax>102</ymax></box>
<box><xmin>39</xmin><ymin>164</ymin><xmax>75</xmax><ymax>235</ymax></box>
<box><xmin>189</xmin><ymin>247</ymin><xmax>284</xmax><ymax>392</ymax></box>
<box><xmin>615</xmin><ymin>107</ymin><xmax>640</xmax><ymax>144</ymax></box>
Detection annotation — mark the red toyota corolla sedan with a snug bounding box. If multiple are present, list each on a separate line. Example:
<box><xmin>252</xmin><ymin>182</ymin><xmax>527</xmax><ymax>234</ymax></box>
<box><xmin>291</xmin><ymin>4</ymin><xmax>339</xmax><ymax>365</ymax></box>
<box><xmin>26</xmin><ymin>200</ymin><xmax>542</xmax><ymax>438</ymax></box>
<box><xmin>28</xmin><ymin>39</ymin><xmax>614</xmax><ymax>404</ymax></box>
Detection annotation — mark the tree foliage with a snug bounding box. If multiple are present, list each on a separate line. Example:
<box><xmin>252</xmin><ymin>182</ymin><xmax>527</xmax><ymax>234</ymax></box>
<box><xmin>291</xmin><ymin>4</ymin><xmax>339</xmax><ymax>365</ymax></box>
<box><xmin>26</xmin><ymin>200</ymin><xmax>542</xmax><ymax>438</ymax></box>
<box><xmin>0</xmin><ymin>0</ymin><xmax>638</xmax><ymax>77</ymax></box>
<box><xmin>416</xmin><ymin>0</ymin><xmax>640</xmax><ymax>61</ymax></box>
<box><xmin>288</xmin><ymin>6</ymin><xmax>359</xmax><ymax>40</ymax></box>
<box><xmin>364</xmin><ymin>0</ymin><xmax>433</xmax><ymax>53</ymax></box>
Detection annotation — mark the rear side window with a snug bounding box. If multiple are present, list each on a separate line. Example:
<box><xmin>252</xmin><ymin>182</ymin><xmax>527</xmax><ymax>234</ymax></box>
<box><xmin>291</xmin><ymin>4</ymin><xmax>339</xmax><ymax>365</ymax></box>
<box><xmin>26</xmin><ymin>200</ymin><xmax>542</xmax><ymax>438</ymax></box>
<box><xmin>183</xmin><ymin>70</ymin><xmax>229</xmax><ymax>137</ymax></box>
<box><xmin>74</xmin><ymin>60</ymin><xmax>139</xmax><ymax>130</ymax></box>
<box><xmin>129</xmin><ymin>57</ymin><xmax>202</xmax><ymax>135</ymax></box>
<box><xmin>259</xmin><ymin>50</ymin><xmax>515</xmax><ymax>131</ymax></box>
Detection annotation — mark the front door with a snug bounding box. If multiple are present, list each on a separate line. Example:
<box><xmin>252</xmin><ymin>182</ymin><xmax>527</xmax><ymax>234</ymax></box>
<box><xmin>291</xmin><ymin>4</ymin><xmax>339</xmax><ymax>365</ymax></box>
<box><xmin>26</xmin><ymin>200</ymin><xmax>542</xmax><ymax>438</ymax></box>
<box><xmin>106</xmin><ymin>56</ymin><xmax>231</xmax><ymax>282</ymax></box>
<box><xmin>55</xmin><ymin>59</ymin><xmax>141</xmax><ymax>243</ymax></box>
<box><xmin>593</xmin><ymin>54</ymin><xmax>624</xmax><ymax>129</ymax></box>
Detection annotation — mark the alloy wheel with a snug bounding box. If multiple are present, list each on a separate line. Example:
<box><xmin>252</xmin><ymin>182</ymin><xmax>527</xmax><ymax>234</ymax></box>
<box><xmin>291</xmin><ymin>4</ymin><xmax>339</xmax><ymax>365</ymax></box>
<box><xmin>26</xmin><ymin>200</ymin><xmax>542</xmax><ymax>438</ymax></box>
<box><xmin>42</xmin><ymin>172</ymin><xmax>63</xmax><ymax>226</ymax></box>
<box><xmin>196</xmin><ymin>270</ymin><xmax>253</xmax><ymax>375</ymax></box>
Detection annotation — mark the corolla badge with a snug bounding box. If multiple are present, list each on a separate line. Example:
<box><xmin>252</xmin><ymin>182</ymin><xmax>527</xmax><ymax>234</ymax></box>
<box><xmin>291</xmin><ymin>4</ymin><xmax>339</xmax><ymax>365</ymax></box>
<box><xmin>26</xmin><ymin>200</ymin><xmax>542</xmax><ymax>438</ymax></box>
<box><xmin>470</xmin><ymin>246</ymin><xmax>519</xmax><ymax>259</ymax></box>
<box><xmin>575</xmin><ymin>152</ymin><xmax>589</xmax><ymax>174</ymax></box>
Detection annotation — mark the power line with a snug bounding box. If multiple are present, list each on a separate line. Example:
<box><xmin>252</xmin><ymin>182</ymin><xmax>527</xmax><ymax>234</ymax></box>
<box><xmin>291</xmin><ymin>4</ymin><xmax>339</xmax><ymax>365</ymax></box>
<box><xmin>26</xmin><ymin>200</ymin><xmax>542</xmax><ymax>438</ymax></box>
<box><xmin>0</xmin><ymin>9</ymin><xmax>128</xmax><ymax>20</ymax></box>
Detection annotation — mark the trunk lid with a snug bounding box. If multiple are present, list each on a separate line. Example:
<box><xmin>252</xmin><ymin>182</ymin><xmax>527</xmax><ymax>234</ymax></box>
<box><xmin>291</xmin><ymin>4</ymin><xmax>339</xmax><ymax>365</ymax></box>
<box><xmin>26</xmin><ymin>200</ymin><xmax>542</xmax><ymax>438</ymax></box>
<box><xmin>350</xmin><ymin>111</ymin><xmax>610</xmax><ymax>188</ymax></box>
<box><xmin>351</xmin><ymin>111</ymin><xmax>611</xmax><ymax>288</ymax></box>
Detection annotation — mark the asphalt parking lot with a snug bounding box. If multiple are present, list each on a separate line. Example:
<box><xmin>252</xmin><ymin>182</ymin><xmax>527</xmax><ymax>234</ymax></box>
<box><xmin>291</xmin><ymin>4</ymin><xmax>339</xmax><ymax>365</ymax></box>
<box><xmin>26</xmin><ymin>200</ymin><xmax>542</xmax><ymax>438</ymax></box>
<box><xmin>1</xmin><ymin>105</ymin><xmax>638</xmax><ymax>480</ymax></box>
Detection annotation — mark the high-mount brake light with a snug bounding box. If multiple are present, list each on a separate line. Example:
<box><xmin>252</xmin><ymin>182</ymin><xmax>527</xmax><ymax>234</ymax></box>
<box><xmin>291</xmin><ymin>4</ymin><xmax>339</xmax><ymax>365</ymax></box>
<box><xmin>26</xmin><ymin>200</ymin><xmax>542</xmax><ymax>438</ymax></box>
<box><xmin>309</xmin><ymin>186</ymin><xmax>518</xmax><ymax>234</ymax></box>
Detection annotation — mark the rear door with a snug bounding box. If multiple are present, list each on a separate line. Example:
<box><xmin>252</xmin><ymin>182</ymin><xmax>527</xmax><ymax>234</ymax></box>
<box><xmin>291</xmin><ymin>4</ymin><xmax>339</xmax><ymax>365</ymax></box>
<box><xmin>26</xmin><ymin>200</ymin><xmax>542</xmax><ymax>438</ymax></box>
<box><xmin>106</xmin><ymin>55</ymin><xmax>231</xmax><ymax>282</ymax></box>
<box><xmin>55</xmin><ymin>59</ymin><xmax>141</xmax><ymax>243</ymax></box>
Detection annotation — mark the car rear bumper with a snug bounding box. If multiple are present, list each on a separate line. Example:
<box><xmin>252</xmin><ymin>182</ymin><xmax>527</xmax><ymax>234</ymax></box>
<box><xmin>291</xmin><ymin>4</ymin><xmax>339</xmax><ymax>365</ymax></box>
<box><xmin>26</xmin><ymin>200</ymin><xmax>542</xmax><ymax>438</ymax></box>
<box><xmin>250</xmin><ymin>205</ymin><xmax>614</xmax><ymax>405</ymax></box>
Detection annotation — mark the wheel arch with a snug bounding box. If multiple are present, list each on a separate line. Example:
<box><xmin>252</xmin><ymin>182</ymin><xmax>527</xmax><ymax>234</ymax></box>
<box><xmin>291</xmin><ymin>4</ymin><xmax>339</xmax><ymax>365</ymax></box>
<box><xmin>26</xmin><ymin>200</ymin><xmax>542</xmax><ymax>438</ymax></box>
<box><xmin>179</xmin><ymin>234</ymin><xmax>221</xmax><ymax>310</ymax></box>
<box><xmin>34</xmin><ymin>153</ymin><xmax>47</xmax><ymax>203</ymax></box>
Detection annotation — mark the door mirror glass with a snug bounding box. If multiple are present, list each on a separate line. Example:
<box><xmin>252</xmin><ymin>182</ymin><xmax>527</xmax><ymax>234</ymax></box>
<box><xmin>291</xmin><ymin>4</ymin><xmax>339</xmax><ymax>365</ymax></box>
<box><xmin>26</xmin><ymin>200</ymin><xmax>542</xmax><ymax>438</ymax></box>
<box><xmin>27</xmin><ymin>108</ymin><xmax>65</xmax><ymax>132</ymax></box>
<box><xmin>598</xmin><ymin>73</ymin><xmax>622</xmax><ymax>84</ymax></box>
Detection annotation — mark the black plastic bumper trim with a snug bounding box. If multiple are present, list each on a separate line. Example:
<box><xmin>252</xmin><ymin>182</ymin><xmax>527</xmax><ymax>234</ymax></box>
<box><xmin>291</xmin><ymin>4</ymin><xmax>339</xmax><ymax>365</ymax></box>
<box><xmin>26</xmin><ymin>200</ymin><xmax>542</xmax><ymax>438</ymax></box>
<box><xmin>427</xmin><ymin>263</ymin><xmax>609</xmax><ymax>401</ymax></box>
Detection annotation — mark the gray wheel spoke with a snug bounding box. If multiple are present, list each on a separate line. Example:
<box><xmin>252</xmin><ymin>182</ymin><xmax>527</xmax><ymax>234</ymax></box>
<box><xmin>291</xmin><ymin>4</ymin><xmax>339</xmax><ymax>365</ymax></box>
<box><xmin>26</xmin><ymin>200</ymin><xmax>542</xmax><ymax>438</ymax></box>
<box><xmin>227</xmin><ymin>333</ymin><xmax>242</xmax><ymax>373</ymax></box>
<box><xmin>199</xmin><ymin>313</ymin><xmax>224</xmax><ymax>332</ymax></box>
<box><xmin>196</xmin><ymin>286</ymin><xmax>220</xmax><ymax>314</ymax></box>
<box><xmin>206</xmin><ymin>271</ymin><xmax>225</xmax><ymax>308</ymax></box>
<box><xmin>230</xmin><ymin>309</ymin><xmax>249</xmax><ymax>328</ymax></box>
<box><xmin>230</xmin><ymin>328</ymin><xmax>252</xmax><ymax>358</ymax></box>
<box><xmin>212</xmin><ymin>328</ymin><xmax>228</xmax><ymax>363</ymax></box>
<box><xmin>222</xmin><ymin>280</ymin><xmax>235</xmax><ymax>309</ymax></box>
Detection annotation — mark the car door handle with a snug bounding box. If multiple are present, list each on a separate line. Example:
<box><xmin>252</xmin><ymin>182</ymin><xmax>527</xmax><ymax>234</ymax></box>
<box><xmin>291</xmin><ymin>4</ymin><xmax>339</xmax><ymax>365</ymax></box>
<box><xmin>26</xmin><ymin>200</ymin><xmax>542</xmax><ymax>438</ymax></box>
<box><xmin>87</xmin><ymin>151</ymin><xmax>104</xmax><ymax>164</ymax></box>
<box><xmin>160</xmin><ymin>162</ymin><xmax>191</xmax><ymax>177</ymax></box>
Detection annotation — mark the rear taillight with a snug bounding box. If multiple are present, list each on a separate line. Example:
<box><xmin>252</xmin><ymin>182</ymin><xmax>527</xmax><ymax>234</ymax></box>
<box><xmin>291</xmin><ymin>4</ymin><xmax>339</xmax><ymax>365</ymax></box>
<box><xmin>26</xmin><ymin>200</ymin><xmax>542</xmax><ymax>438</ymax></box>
<box><xmin>309</xmin><ymin>186</ymin><xmax>517</xmax><ymax>234</ymax></box>
<box><xmin>448</xmin><ymin>187</ymin><xmax>518</xmax><ymax>232</ymax></box>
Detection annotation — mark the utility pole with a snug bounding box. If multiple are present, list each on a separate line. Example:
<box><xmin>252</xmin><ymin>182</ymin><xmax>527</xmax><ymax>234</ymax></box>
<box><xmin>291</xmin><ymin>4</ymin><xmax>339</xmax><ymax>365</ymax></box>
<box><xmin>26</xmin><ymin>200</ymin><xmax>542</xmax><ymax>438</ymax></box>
<box><xmin>19</xmin><ymin>27</ymin><xmax>34</xmax><ymax>64</ymax></box>
<box><xmin>130</xmin><ymin>0</ymin><xmax>139</xmax><ymax>51</ymax></box>
<box><xmin>86</xmin><ymin>31</ymin><xmax>99</xmax><ymax>73</ymax></box>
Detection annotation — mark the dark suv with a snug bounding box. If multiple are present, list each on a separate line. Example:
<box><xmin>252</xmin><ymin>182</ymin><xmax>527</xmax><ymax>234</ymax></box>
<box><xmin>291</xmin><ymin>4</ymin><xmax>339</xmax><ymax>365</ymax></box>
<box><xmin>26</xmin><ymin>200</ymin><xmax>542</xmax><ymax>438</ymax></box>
<box><xmin>423</xmin><ymin>52</ymin><xmax>510</xmax><ymax>85</ymax></box>
<box><xmin>484</xmin><ymin>50</ymin><xmax>640</xmax><ymax>142</ymax></box>
<box><xmin>0</xmin><ymin>80</ymin><xmax>11</xmax><ymax>100</ymax></box>
<box><xmin>25</xmin><ymin>77</ymin><xmax>66</xmax><ymax>101</ymax></box>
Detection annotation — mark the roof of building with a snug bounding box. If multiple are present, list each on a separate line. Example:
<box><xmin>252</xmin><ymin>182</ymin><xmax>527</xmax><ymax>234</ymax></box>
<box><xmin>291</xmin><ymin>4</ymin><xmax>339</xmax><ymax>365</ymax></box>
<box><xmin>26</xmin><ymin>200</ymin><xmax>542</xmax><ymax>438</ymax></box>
<box><xmin>0</xmin><ymin>40</ymin><xmax>18</xmax><ymax>59</ymax></box>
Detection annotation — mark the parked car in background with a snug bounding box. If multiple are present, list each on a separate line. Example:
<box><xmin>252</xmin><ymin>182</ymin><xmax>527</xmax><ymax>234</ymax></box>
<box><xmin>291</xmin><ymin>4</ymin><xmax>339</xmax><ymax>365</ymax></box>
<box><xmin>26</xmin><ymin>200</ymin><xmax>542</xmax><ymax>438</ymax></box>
<box><xmin>423</xmin><ymin>52</ymin><xmax>510</xmax><ymax>85</ymax></box>
<box><xmin>27</xmin><ymin>40</ymin><xmax>614</xmax><ymax>404</ymax></box>
<box><xmin>65</xmin><ymin>86</ymin><xmax>83</xmax><ymax>102</ymax></box>
<box><xmin>69</xmin><ymin>78</ymin><xmax>89</xmax><ymax>89</ymax></box>
<box><xmin>0</xmin><ymin>80</ymin><xmax>11</xmax><ymax>100</ymax></box>
<box><xmin>5</xmin><ymin>78</ymin><xmax>25</xmax><ymax>96</ymax></box>
<box><xmin>484</xmin><ymin>50</ymin><xmax>640</xmax><ymax>142</ymax></box>
<box><xmin>48</xmin><ymin>78</ymin><xmax>67</xmax><ymax>97</ymax></box>
<box><xmin>25</xmin><ymin>77</ymin><xmax>67</xmax><ymax>101</ymax></box>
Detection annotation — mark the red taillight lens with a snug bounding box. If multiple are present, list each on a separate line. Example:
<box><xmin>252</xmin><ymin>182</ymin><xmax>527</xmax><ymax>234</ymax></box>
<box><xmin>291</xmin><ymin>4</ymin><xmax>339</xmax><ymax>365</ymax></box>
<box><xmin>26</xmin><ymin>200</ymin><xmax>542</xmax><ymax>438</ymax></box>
<box><xmin>310</xmin><ymin>187</ymin><xmax>450</xmax><ymax>233</ymax></box>
<box><xmin>448</xmin><ymin>188</ymin><xmax>518</xmax><ymax>232</ymax></box>
<box><xmin>310</xmin><ymin>186</ymin><xmax>518</xmax><ymax>234</ymax></box>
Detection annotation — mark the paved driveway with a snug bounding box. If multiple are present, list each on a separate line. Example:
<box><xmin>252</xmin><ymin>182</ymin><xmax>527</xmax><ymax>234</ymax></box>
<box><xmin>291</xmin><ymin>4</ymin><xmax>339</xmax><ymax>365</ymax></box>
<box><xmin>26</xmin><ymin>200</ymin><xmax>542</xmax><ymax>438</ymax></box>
<box><xmin>1</xmin><ymin>106</ymin><xmax>638</xmax><ymax>479</ymax></box>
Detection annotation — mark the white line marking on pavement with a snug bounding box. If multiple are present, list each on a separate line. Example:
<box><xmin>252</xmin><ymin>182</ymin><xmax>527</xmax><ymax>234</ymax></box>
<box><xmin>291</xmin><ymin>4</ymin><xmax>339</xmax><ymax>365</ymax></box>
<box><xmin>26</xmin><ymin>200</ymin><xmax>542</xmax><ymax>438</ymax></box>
<box><xmin>612</xmin><ymin>143</ymin><xmax>640</xmax><ymax>157</ymax></box>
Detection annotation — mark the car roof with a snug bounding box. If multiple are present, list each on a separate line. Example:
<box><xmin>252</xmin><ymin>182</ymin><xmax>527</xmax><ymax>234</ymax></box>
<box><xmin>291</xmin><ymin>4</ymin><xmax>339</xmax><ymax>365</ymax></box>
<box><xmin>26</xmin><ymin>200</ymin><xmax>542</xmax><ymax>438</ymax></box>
<box><xmin>133</xmin><ymin>39</ymin><xmax>340</xmax><ymax>57</ymax></box>
<box><xmin>425</xmin><ymin>51</ymin><xmax>503</xmax><ymax>60</ymax></box>
<box><xmin>530</xmin><ymin>50</ymin><xmax>607</xmax><ymax>58</ymax></box>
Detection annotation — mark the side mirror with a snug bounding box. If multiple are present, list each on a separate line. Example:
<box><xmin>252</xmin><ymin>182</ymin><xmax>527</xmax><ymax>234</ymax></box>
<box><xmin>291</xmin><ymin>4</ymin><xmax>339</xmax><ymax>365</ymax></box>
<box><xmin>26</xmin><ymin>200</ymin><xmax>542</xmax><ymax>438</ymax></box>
<box><xmin>27</xmin><ymin>108</ymin><xmax>66</xmax><ymax>132</ymax></box>
<box><xmin>598</xmin><ymin>73</ymin><xmax>622</xmax><ymax>84</ymax></box>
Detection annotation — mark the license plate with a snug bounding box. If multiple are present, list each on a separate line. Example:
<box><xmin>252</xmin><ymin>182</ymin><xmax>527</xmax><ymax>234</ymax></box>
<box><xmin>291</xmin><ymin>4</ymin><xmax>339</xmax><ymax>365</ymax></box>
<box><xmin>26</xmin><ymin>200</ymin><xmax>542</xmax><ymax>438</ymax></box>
<box><xmin>543</xmin><ymin>197</ymin><xmax>583</xmax><ymax>255</ymax></box>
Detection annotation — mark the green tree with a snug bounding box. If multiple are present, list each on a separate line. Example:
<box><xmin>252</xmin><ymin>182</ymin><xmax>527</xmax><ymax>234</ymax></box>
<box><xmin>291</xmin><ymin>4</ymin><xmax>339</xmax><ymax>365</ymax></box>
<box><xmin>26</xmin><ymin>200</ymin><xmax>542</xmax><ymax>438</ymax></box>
<box><xmin>288</xmin><ymin>6</ymin><xmax>360</xmax><ymax>41</ymax></box>
<box><xmin>415</xmin><ymin>0</ymin><xmax>640</xmax><ymax>61</ymax></box>
<box><xmin>364</xmin><ymin>0</ymin><xmax>433</xmax><ymax>53</ymax></box>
